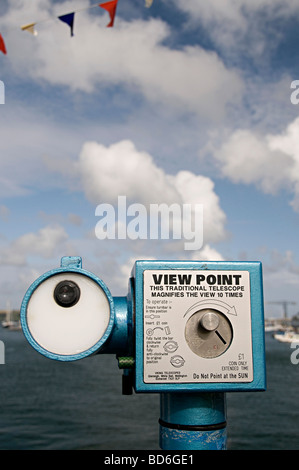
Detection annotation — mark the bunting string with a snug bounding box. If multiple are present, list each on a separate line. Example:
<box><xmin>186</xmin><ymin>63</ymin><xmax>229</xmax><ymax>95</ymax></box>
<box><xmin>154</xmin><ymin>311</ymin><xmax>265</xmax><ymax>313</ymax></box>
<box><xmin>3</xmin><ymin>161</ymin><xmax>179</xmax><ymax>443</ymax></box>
<box><xmin>0</xmin><ymin>0</ymin><xmax>154</xmax><ymax>55</ymax></box>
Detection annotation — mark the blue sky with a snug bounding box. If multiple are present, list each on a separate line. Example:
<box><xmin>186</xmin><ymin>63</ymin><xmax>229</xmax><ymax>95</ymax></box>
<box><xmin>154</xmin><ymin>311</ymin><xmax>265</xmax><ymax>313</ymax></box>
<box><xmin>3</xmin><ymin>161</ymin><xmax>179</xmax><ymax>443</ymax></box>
<box><xmin>1</xmin><ymin>0</ymin><xmax>299</xmax><ymax>318</ymax></box>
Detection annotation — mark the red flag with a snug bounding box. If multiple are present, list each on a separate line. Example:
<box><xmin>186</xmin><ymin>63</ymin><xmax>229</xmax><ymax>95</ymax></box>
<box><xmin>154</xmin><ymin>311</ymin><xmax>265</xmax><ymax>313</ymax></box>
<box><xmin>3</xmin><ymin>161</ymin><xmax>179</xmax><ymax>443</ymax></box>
<box><xmin>99</xmin><ymin>0</ymin><xmax>118</xmax><ymax>27</ymax></box>
<box><xmin>0</xmin><ymin>33</ymin><xmax>7</xmax><ymax>55</ymax></box>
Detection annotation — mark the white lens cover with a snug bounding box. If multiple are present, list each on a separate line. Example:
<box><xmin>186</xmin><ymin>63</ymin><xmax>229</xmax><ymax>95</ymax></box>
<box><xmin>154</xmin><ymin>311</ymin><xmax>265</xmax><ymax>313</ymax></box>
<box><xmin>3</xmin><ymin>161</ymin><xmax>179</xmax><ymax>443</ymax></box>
<box><xmin>27</xmin><ymin>273</ymin><xmax>111</xmax><ymax>356</ymax></box>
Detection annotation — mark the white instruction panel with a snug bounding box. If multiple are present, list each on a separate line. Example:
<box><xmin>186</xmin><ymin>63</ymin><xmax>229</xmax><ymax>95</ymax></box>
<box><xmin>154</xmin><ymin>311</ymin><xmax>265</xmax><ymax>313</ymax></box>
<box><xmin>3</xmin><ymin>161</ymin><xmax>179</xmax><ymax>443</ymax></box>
<box><xmin>143</xmin><ymin>270</ymin><xmax>253</xmax><ymax>384</ymax></box>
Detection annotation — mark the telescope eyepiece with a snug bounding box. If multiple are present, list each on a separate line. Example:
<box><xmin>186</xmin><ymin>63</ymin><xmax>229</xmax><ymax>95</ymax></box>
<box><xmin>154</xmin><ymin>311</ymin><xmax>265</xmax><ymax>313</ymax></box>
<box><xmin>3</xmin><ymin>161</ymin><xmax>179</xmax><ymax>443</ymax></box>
<box><xmin>21</xmin><ymin>258</ymin><xmax>114</xmax><ymax>360</ymax></box>
<box><xmin>54</xmin><ymin>280</ymin><xmax>80</xmax><ymax>308</ymax></box>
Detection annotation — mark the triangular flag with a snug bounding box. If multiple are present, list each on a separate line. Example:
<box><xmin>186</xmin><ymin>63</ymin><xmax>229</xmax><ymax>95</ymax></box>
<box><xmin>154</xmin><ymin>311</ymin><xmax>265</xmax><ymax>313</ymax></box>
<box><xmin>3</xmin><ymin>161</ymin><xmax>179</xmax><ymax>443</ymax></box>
<box><xmin>58</xmin><ymin>12</ymin><xmax>75</xmax><ymax>36</ymax></box>
<box><xmin>21</xmin><ymin>23</ymin><xmax>38</xmax><ymax>36</ymax></box>
<box><xmin>0</xmin><ymin>34</ymin><xmax>6</xmax><ymax>55</ymax></box>
<box><xmin>99</xmin><ymin>0</ymin><xmax>118</xmax><ymax>27</ymax></box>
<box><xmin>145</xmin><ymin>0</ymin><xmax>153</xmax><ymax>7</ymax></box>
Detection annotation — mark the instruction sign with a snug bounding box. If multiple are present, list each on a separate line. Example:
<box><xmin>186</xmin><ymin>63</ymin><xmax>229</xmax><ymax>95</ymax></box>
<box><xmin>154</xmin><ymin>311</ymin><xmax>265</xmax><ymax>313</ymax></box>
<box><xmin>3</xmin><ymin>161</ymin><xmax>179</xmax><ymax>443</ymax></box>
<box><xmin>143</xmin><ymin>270</ymin><xmax>253</xmax><ymax>384</ymax></box>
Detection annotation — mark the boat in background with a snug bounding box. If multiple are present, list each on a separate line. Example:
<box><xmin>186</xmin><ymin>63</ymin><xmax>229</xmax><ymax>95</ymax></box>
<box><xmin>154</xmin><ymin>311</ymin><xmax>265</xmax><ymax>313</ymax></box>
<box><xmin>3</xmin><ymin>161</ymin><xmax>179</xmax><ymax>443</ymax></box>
<box><xmin>1</xmin><ymin>301</ymin><xmax>21</xmax><ymax>331</ymax></box>
<box><xmin>272</xmin><ymin>314</ymin><xmax>299</xmax><ymax>343</ymax></box>
<box><xmin>273</xmin><ymin>330</ymin><xmax>299</xmax><ymax>343</ymax></box>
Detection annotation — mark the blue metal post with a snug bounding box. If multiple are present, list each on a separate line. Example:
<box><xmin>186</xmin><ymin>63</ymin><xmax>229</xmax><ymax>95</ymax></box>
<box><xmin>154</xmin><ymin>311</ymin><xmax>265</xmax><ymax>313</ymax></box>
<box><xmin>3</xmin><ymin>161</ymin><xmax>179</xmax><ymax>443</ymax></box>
<box><xmin>159</xmin><ymin>392</ymin><xmax>227</xmax><ymax>450</ymax></box>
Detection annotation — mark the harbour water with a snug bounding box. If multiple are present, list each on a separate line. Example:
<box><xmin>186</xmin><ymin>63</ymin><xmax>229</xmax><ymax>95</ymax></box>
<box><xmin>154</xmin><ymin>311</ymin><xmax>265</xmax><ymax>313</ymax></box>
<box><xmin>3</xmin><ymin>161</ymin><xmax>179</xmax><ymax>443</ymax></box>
<box><xmin>0</xmin><ymin>328</ymin><xmax>297</xmax><ymax>450</ymax></box>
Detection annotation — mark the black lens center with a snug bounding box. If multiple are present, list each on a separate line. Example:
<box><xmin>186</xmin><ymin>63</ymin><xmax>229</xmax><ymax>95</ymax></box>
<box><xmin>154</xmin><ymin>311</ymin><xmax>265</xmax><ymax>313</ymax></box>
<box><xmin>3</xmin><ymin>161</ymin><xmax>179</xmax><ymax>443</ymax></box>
<box><xmin>54</xmin><ymin>280</ymin><xmax>80</xmax><ymax>308</ymax></box>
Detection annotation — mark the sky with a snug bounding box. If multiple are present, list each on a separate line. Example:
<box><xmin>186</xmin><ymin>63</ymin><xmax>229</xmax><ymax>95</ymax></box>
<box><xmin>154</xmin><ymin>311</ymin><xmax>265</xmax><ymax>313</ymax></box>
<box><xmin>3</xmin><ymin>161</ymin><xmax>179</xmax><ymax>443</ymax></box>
<box><xmin>1</xmin><ymin>0</ymin><xmax>299</xmax><ymax>318</ymax></box>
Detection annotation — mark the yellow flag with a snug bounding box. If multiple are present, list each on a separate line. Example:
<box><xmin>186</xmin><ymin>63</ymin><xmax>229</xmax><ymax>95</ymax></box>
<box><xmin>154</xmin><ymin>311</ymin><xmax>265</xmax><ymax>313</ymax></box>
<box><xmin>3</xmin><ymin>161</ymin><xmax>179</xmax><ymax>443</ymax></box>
<box><xmin>145</xmin><ymin>0</ymin><xmax>153</xmax><ymax>6</ymax></box>
<box><xmin>21</xmin><ymin>23</ymin><xmax>38</xmax><ymax>36</ymax></box>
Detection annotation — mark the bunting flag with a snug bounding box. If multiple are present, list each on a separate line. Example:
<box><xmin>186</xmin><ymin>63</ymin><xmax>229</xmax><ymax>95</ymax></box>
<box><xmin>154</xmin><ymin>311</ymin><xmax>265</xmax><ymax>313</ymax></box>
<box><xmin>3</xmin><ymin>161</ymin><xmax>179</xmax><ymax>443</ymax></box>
<box><xmin>21</xmin><ymin>23</ymin><xmax>38</xmax><ymax>36</ymax></box>
<box><xmin>0</xmin><ymin>0</ymin><xmax>157</xmax><ymax>56</ymax></box>
<box><xmin>0</xmin><ymin>33</ymin><xmax>7</xmax><ymax>55</ymax></box>
<box><xmin>58</xmin><ymin>12</ymin><xmax>75</xmax><ymax>36</ymax></box>
<box><xmin>99</xmin><ymin>0</ymin><xmax>118</xmax><ymax>27</ymax></box>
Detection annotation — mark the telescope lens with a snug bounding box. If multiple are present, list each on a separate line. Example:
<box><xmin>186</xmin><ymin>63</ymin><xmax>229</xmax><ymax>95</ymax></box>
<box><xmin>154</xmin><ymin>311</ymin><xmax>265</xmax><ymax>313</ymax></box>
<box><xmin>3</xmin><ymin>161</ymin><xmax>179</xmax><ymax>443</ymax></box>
<box><xmin>54</xmin><ymin>280</ymin><xmax>80</xmax><ymax>308</ymax></box>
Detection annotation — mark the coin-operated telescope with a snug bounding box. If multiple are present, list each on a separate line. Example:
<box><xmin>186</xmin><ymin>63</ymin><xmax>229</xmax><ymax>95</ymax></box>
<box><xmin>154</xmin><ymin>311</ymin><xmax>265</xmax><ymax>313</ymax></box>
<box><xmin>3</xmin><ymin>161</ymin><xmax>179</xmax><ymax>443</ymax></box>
<box><xmin>21</xmin><ymin>257</ymin><xmax>266</xmax><ymax>450</ymax></box>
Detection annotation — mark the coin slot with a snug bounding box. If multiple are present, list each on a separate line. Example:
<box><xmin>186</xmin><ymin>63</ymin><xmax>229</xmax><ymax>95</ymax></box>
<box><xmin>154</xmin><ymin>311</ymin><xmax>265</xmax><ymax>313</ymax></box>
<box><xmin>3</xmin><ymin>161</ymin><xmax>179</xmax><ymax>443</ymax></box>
<box><xmin>215</xmin><ymin>330</ymin><xmax>227</xmax><ymax>345</ymax></box>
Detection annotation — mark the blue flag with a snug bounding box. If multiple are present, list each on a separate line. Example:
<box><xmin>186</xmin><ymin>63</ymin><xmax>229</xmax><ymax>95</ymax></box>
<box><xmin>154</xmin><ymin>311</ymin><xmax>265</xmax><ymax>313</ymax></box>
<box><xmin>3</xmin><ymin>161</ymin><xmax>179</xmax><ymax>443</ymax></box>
<box><xmin>58</xmin><ymin>12</ymin><xmax>75</xmax><ymax>36</ymax></box>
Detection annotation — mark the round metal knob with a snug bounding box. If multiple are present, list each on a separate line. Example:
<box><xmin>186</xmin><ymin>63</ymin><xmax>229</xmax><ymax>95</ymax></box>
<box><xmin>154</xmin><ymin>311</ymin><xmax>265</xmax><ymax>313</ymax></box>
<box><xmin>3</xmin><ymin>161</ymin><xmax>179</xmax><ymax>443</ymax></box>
<box><xmin>185</xmin><ymin>309</ymin><xmax>233</xmax><ymax>358</ymax></box>
<box><xmin>200</xmin><ymin>311</ymin><xmax>220</xmax><ymax>331</ymax></box>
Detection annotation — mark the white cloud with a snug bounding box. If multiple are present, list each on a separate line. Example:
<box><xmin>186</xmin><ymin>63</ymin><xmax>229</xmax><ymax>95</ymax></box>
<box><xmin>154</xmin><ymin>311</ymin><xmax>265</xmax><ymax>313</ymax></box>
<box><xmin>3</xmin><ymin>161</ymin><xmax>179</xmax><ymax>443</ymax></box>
<box><xmin>174</xmin><ymin>0</ymin><xmax>299</xmax><ymax>25</ymax></box>
<box><xmin>173</xmin><ymin>0</ymin><xmax>299</xmax><ymax>34</ymax></box>
<box><xmin>173</xmin><ymin>0</ymin><xmax>299</xmax><ymax>62</ymax></box>
<box><xmin>213</xmin><ymin>117</ymin><xmax>299</xmax><ymax>210</ymax></box>
<box><xmin>0</xmin><ymin>225</ymin><xmax>69</xmax><ymax>266</ymax></box>
<box><xmin>171</xmin><ymin>171</ymin><xmax>226</xmax><ymax>244</ymax></box>
<box><xmin>77</xmin><ymin>139</ymin><xmax>180</xmax><ymax>206</ymax></box>
<box><xmin>77</xmin><ymin>139</ymin><xmax>227</xmax><ymax>246</ymax></box>
<box><xmin>213</xmin><ymin>129</ymin><xmax>292</xmax><ymax>193</ymax></box>
<box><xmin>174</xmin><ymin>0</ymin><xmax>246</xmax><ymax>28</ymax></box>
<box><xmin>192</xmin><ymin>244</ymin><xmax>225</xmax><ymax>262</ymax></box>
